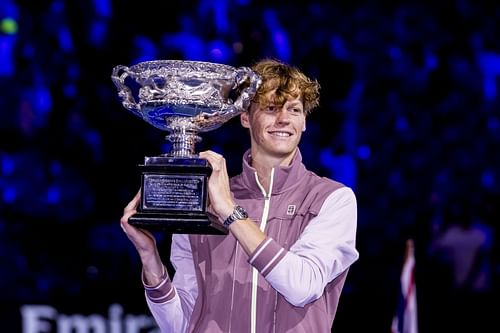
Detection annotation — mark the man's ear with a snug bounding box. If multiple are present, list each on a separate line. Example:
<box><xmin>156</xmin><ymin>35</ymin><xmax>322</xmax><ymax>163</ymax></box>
<box><xmin>302</xmin><ymin>121</ymin><xmax>306</xmax><ymax>132</ymax></box>
<box><xmin>240</xmin><ymin>112</ymin><xmax>250</xmax><ymax>129</ymax></box>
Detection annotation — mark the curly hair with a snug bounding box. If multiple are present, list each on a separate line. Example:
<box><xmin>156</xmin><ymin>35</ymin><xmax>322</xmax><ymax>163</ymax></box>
<box><xmin>250</xmin><ymin>58</ymin><xmax>320</xmax><ymax>115</ymax></box>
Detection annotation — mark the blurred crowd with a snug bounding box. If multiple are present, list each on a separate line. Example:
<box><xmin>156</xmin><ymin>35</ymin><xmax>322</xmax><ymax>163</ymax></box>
<box><xmin>0</xmin><ymin>0</ymin><xmax>499</xmax><ymax>331</ymax></box>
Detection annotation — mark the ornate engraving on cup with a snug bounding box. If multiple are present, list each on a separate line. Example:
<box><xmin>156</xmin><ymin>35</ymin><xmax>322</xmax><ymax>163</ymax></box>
<box><xmin>111</xmin><ymin>60</ymin><xmax>261</xmax><ymax>234</ymax></box>
<box><xmin>112</xmin><ymin>60</ymin><xmax>261</xmax><ymax>157</ymax></box>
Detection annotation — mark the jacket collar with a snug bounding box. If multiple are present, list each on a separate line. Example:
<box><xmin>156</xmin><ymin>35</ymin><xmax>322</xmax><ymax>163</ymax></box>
<box><xmin>240</xmin><ymin>148</ymin><xmax>307</xmax><ymax>195</ymax></box>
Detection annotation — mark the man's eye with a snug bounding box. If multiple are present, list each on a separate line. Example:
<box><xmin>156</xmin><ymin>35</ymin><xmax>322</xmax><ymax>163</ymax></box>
<box><xmin>266</xmin><ymin>106</ymin><xmax>277</xmax><ymax>112</ymax></box>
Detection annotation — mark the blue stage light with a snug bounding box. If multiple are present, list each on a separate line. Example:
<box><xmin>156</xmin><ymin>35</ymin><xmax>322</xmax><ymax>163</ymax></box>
<box><xmin>357</xmin><ymin>145</ymin><xmax>371</xmax><ymax>160</ymax></box>
<box><xmin>94</xmin><ymin>0</ymin><xmax>112</xmax><ymax>18</ymax></box>
<box><xmin>3</xmin><ymin>187</ymin><xmax>16</xmax><ymax>203</ymax></box>
<box><xmin>1</xmin><ymin>155</ymin><xmax>15</xmax><ymax>176</ymax></box>
<box><xmin>0</xmin><ymin>35</ymin><xmax>15</xmax><ymax>76</ymax></box>
<box><xmin>47</xmin><ymin>185</ymin><xmax>61</xmax><ymax>204</ymax></box>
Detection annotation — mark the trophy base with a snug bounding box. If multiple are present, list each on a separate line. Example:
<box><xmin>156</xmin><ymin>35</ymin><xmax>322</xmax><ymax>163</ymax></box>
<box><xmin>132</xmin><ymin>156</ymin><xmax>227</xmax><ymax>235</ymax></box>
<box><xmin>129</xmin><ymin>212</ymin><xmax>227</xmax><ymax>234</ymax></box>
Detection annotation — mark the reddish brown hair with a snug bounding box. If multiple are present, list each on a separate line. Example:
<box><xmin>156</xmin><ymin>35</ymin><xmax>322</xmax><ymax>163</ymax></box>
<box><xmin>251</xmin><ymin>58</ymin><xmax>320</xmax><ymax>115</ymax></box>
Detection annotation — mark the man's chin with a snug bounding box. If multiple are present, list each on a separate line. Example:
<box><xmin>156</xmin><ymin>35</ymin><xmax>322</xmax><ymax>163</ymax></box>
<box><xmin>270</xmin><ymin>147</ymin><xmax>298</xmax><ymax>161</ymax></box>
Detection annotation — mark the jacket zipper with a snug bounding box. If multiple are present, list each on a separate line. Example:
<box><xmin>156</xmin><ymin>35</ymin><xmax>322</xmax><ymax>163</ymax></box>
<box><xmin>250</xmin><ymin>169</ymin><xmax>274</xmax><ymax>333</ymax></box>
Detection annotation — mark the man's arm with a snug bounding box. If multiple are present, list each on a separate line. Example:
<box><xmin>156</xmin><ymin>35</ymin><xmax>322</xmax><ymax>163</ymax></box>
<box><xmin>198</xmin><ymin>150</ymin><xmax>358</xmax><ymax>306</ymax></box>
<box><xmin>248</xmin><ymin>187</ymin><xmax>359</xmax><ymax>307</ymax></box>
<box><xmin>144</xmin><ymin>234</ymin><xmax>198</xmax><ymax>333</ymax></box>
<box><xmin>198</xmin><ymin>150</ymin><xmax>267</xmax><ymax>254</ymax></box>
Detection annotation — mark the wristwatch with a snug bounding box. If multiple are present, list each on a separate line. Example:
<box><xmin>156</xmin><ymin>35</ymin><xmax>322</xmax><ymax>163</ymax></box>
<box><xmin>223</xmin><ymin>205</ymin><xmax>248</xmax><ymax>228</ymax></box>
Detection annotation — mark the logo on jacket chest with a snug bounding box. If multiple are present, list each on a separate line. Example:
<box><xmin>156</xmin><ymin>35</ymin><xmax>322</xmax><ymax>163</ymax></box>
<box><xmin>286</xmin><ymin>205</ymin><xmax>296</xmax><ymax>215</ymax></box>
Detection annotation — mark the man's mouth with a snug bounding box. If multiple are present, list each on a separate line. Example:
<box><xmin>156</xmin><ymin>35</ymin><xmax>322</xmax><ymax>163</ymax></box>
<box><xmin>268</xmin><ymin>131</ymin><xmax>292</xmax><ymax>137</ymax></box>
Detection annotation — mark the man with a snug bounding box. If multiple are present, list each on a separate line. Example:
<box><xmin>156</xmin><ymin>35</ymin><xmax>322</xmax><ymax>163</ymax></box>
<box><xmin>121</xmin><ymin>58</ymin><xmax>359</xmax><ymax>332</ymax></box>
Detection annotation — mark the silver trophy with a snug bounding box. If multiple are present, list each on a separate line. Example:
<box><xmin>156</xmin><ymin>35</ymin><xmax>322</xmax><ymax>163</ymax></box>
<box><xmin>112</xmin><ymin>60</ymin><xmax>261</xmax><ymax>234</ymax></box>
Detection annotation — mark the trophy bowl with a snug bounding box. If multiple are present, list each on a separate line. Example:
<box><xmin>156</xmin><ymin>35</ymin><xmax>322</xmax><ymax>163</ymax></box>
<box><xmin>112</xmin><ymin>60</ymin><xmax>261</xmax><ymax>157</ymax></box>
<box><xmin>112</xmin><ymin>60</ymin><xmax>261</xmax><ymax>234</ymax></box>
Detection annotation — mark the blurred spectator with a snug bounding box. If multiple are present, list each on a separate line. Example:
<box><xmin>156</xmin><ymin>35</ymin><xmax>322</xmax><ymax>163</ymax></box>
<box><xmin>428</xmin><ymin>199</ymin><xmax>494</xmax><ymax>332</ymax></box>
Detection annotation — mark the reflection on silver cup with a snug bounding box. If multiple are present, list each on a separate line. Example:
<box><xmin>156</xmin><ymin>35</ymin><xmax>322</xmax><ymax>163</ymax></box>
<box><xmin>111</xmin><ymin>60</ymin><xmax>261</xmax><ymax>234</ymax></box>
<box><xmin>112</xmin><ymin>60</ymin><xmax>261</xmax><ymax>157</ymax></box>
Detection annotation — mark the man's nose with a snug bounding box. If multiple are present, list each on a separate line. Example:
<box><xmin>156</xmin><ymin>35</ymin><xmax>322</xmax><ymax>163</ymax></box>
<box><xmin>276</xmin><ymin>107</ymin><xmax>291</xmax><ymax>123</ymax></box>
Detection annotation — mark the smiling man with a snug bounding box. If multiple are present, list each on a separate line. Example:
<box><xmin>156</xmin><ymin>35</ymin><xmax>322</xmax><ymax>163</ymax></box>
<box><xmin>121</xmin><ymin>58</ymin><xmax>359</xmax><ymax>333</ymax></box>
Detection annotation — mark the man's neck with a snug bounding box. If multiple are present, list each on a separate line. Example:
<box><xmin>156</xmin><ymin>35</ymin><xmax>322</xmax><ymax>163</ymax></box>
<box><xmin>249</xmin><ymin>149</ymin><xmax>296</xmax><ymax>193</ymax></box>
<box><xmin>252</xmin><ymin>162</ymin><xmax>273</xmax><ymax>193</ymax></box>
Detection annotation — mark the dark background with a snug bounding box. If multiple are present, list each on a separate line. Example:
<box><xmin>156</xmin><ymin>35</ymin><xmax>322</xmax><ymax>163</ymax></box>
<box><xmin>0</xmin><ymin>0</ymin><xmax>498</xmax><ymax>332</ymax></box>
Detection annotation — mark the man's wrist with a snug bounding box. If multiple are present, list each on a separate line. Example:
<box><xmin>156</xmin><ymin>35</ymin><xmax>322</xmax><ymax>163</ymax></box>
<box><xmin>142</xmin><ymin>264</ymin><xmax>168</xmax><ymax>287</ymax></box>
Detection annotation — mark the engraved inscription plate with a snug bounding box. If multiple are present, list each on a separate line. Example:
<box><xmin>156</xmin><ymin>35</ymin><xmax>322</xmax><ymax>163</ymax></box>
<box><xmin>143</xmin><ymin>174</ymin><xmax>204</xmax><ymax>211</ymax></box>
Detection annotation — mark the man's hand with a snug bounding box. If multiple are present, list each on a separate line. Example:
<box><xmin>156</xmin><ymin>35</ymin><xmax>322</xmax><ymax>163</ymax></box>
<box><xmin>120</xmin><ymin>189</ymin><xmax>165</xmax><ymax>285</ymax></box>
<box><xmin>199</xmin><ymin>150</ymin><xmax>266</xmax><ymax>254</ymax></box>
<box><xmin>199</xmin><ymin>150</ymin><xmax>235</xmax><ymax>222</ymax></box>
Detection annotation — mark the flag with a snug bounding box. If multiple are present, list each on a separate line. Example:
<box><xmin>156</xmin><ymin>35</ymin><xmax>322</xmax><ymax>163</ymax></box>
<box><xmin>391</xmin><ymin>239</ymin><xmax>418</xmax><ymax>333</ymax></box>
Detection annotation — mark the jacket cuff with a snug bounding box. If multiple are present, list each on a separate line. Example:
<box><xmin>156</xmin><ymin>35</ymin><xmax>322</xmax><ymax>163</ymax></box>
<box><xmin>248</xmin><ymin>237</ymin><xmax>287</xmax><ymax>277</ymax></box>
<box><xmin>142</xmin><ymin>266</ymin><xmax>176</xmax><ymax>303</ymax></box>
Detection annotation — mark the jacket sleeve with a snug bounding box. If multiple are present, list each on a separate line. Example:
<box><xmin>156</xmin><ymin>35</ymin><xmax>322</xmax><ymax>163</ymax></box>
<box><xmin>248</xmin><ymin>187</ymin><xmax>359</xmax><ymax>307</ymax></box>
<box><xmin>144</xmin><ymin>234</ymin><xmax>198</xmax><ymax>332</ymax></box>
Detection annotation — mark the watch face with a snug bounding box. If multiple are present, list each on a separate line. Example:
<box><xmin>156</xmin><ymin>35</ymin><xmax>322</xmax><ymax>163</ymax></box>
<box><xmin>235</xmin><ymin>205</ymin><xmax>248</xmax><ymax>219</ymax></box>
<box><xmin>224</xmin><ymin>205</ymin><xmax>248</xmax><ymax>228</ymax></box>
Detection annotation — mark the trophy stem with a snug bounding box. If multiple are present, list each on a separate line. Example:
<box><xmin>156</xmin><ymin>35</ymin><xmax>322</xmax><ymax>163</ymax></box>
<box><xmin>166</xmin><ymin>127</ymin><xmax>202</xmax><ymax>158</ymax></box>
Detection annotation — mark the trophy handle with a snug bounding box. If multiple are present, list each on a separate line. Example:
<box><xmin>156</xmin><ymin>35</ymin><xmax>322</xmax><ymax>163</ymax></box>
<box><xmin>233</xmin><ymin>67</ymin><xmax>262</xmax><ymax>112</ymax></box>
<box><xmin>111</xmin><ymin>65</ymin><xmax>141</xmax><ymax>116</ymax></box>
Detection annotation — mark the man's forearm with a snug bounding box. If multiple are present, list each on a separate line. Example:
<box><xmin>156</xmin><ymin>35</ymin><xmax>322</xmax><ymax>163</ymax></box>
<box><xmin>228</xmin><ymin>218</ymin><xmax>267</xmax><ymax>255</ymax></box>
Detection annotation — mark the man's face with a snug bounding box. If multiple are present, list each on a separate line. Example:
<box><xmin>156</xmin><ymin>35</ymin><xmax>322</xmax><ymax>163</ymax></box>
<box><xmin>241</xmin><ymin>90</ymin><xmax>306</xmax><ymax>162</ymax></box>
